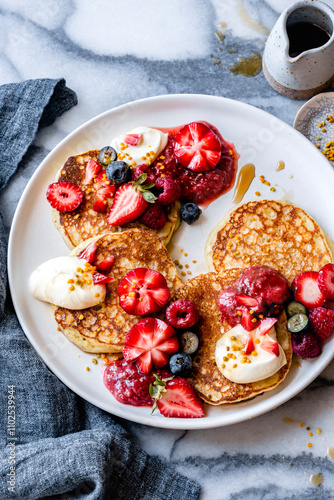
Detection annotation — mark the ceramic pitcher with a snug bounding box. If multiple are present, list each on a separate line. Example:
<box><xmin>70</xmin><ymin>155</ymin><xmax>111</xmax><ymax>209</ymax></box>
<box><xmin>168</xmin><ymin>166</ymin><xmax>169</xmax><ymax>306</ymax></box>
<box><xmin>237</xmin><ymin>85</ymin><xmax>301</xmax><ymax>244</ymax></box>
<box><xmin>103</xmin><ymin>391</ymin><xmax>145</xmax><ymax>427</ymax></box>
<box><xmin>263</xmin><ymin>0</ymin><xmax>334</xmax><ymax>99</ymax></box>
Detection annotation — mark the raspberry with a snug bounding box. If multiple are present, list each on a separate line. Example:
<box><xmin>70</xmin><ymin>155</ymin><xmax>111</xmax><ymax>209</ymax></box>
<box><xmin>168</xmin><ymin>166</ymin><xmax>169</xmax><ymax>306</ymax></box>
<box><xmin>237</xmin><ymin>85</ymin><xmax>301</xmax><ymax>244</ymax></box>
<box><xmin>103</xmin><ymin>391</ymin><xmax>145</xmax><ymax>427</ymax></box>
<box><xmin>155</xmin><ymin>177</ymin><xmax>181</xmax><ymax>205</ymax></box>
<box><xmin>309</xmin><ymin>307</ymin><xmax>334</xmax><ymax>340</ymax></box>
<box><xmin>139</xmin><ymin>201</ymin><xmax>167</xmax><ymax>229</ymax></box>
<box><xmin>291</xmin><ymin>331</ymin><xmax>322</xmax><ymax>358</ymax></box>
<box><xmin>132</xmin><ymin>164</ymin><xmax>156</xmax><ymax>184</ymax></box>
<box><xmin>166</xmin><ymin>299</ymin><xmax>199</xmax><ymax>329</ymax></box>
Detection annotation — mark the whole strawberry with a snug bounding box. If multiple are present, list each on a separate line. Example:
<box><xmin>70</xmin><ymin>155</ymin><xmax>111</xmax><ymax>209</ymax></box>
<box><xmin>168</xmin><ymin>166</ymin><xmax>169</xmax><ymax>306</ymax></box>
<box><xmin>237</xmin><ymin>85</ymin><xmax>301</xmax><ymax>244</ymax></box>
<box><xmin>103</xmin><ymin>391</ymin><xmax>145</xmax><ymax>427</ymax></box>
<box><xmin>309</xmin><ymin>307</ymin><xmax>334</xmax><ymax>340</ymax></box>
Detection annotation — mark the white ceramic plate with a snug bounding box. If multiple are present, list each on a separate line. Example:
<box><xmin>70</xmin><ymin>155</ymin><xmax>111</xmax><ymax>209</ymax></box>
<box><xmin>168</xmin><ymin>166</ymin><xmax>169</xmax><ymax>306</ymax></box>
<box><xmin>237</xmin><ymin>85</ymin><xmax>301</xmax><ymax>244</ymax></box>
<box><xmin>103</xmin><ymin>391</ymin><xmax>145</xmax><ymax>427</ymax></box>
<box><xmin>8</xmin><ymin>94</ymin><xmax>334</xmax><ymax>430</ymax></box>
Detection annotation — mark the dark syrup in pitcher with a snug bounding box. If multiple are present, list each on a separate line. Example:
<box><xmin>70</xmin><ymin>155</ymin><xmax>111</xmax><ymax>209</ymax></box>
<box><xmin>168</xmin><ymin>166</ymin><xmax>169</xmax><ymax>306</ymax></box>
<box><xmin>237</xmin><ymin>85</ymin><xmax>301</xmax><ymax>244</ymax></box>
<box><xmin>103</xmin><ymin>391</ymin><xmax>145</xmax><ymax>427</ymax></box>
<box><xmin>287</xmin><ymin>21</ymin><xmax>330</xmax><ymax>57</ymax></box>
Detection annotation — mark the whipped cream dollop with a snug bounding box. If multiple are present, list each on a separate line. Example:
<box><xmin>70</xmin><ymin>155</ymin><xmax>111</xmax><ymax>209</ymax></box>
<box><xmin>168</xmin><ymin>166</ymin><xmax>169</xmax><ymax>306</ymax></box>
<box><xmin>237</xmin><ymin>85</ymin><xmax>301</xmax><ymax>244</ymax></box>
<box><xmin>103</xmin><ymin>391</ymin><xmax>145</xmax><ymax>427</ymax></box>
<box><xmin>29</xmin><ymin>256</ymin><xmax>106</xmax><ymax>310</ymax></box>
<box><xmin>215</xmin><ymin>324</ymin><xmax>287</xmax><ymax>384</ymax></box>
<box><xmin>110</xmin><ymin>126</ymin><xmax>168</xmax><ymax>166</ymax></box>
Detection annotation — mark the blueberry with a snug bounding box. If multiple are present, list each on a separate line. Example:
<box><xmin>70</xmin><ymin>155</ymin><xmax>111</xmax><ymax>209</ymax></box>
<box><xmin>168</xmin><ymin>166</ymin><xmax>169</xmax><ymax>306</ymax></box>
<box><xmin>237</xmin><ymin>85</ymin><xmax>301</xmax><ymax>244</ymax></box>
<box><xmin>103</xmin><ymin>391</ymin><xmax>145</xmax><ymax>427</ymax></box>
<box><xmin>169</xmin><ymin>353</ymin><xmax>192</xmax><ymax>376</ymax></box>
<box><xmin>98</xmin><ymin>146</ymin><xmax>117</xmax><ymax>166</ymax></box>
<box><xmin>106</xmin><ymin>161</ymin><xmax>131</xmax><ymax>184</ymax></box>
<box><xmin>180</xmin><ymin>203</ymin><xmax>201</xmax><ymax>224</ymax></box>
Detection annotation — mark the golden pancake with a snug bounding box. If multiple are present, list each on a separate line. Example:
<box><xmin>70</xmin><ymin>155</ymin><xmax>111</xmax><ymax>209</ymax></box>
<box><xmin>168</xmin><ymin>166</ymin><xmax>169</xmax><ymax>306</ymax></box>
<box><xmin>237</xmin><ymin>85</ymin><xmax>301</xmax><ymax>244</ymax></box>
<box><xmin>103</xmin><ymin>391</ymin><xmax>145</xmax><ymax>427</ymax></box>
<box><xmin>53</xmin><ymin>229</ymin><xmax>183</xmax><ymax>353</ymax></box>
<box><xmin>52</xmin><ymin>150</ymin><xmax>180</xmax><ymax>249</ymax></box>
<box><xmin>173</xmin><ymin>269</ymin><xmax>292</xmax><ymax>405</ymax></box>
<box><xmin>205</xmin><ymin>200</ymin><xmax>334</xmax><ymax>284</ymax></box>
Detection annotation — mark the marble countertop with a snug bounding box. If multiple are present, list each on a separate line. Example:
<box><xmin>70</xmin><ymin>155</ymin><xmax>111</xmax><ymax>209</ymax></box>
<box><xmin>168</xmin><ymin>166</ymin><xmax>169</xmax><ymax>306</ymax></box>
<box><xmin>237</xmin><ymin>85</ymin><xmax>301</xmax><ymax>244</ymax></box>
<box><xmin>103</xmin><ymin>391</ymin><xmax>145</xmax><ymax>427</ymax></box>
<box><xmin>1</xmin><ymin>1</ymin><xmax>334</xmax><ymax>498</ymax></box>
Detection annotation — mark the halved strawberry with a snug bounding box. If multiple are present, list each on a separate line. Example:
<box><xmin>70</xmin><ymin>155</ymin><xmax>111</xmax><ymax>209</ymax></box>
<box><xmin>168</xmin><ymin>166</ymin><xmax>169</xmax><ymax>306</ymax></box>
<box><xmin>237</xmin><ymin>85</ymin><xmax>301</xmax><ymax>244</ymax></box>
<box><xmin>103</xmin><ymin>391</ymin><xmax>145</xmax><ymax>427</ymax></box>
<box><xmin>78</xmin><ymin>241</ymin><xmax>97</xmax><ymax>264</ymax></box>
<box><xmin>173</xmin><ymin>121</ymin><xmax>222</xmax><ymax>172</ymax></box>
<box><xmin>93</xmin><ymin>196</ymin><xmax>108</xmax><ymax>213</ymax></box>
<box><xmin>153</xmin><ymin>377</ymin><xmax>204</xmax><ymax>418</ymax></box>
<box><xmin>107</xmin><ymin>184</ymin><xmax>148</xmax><ymax>226</ymax></box>
<box><xmin>93</xmin><ymin>271</ymin><xmax>114</xmax><ymax>284</ymax></box>
<box><xmin>97</xmin><ymin>255</ymin><xmax>114</xmax><ymax>274</ymax></box>
<box><xmin>46</xmin><ymin>182</ymin><xmax>83</xmax><ymax>212</ymax></box>
<box><xmin>292</xmin><ymin>271</ymin><xmax>326</xmax><ymax>309</ymax></box>
<box><xmin>123</xmin><ymin>318</ymin><xmax>178</xmax><ymax>374</ymax></box>
<box><xmin>242</xmin><ymin>331</ymin><xmax>255</xmax><ymax>355</ymax></box>
<box><xmin>260</xmin><ymin>339</ymin><xmax>279</xmax><ymax>357</ymax></box>
<box><xmin>256</xmin><ymin>317</ymin><xmax>278</xmax><ymax>336</ymax></box>
<box><xmin>241</xmin><ymin>309</ymin><xmax>258</xmax><ymax>331</ymax></box>
<box><xmin>318</xmin><ymin>263</ymin><xmax>334</xmax><ymax>300</ymax></box>
<box><xmin>95</xmin><ymin>170</ymin><xmax>111</xmax><ymax>187</ymax></box>
<box><xmin>118</xmin><ymin>268</ymin><xmax>170</xmax><ymax>316</ymax></box>
<box><xmin>235</xmin><ymin>294</ymin><xmax>259</xmax><ymax>308</ymax></box>
<box><xmin>98</xmin><ymin>185</ymin><xmax>116</xmax><ymax>198</ymax></box>
<box><xmin>83</xmin><ymin>159</ymin><xmax>101</xmax><ymax>185</ymax></box>
<box><xmin>123</xmin><ymin>133</ymin><xmax>142</xmax><ymax>146</ymax></box>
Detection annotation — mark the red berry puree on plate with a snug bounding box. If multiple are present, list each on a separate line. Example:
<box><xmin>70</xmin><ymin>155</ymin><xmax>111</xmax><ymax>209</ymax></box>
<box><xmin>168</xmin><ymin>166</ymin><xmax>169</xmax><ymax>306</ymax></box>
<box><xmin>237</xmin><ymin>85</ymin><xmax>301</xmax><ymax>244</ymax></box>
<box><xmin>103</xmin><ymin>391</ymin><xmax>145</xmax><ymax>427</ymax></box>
<box><xmin>219</xmin><ymin>265</ymin><xmax>290</xmax><ymax>329</ymax></box>
<box><xmin>103</xmin><ymin>359</ymin><xmax>171</xmax><ymax>406</ymax></box>
<box><xmin>145</xmin><ymin>121</ymin><xmax>238</xmax><ymax>207</ymax></box>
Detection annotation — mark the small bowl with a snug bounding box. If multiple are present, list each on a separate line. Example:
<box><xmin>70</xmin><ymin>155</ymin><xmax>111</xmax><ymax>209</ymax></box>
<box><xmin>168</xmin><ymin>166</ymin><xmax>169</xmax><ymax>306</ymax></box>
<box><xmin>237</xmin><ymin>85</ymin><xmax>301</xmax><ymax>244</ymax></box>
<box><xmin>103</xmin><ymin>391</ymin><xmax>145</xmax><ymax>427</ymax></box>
<box><xmin>294</xmin><ymin>92</ymin><xmax>334</xmax><ymax>153</ymax></box>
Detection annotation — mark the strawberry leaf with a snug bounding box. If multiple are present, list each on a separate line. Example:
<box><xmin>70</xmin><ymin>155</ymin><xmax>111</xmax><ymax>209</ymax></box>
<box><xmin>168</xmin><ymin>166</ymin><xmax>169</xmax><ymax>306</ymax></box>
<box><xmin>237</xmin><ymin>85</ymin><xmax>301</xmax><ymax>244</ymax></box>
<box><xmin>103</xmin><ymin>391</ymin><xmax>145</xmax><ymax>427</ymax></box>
<box><xmin>143</xmin><ymin>182</ymin><xmax>156</xmax><ymax>190</ymax></box>
<box><xmin>151</xmin><ymin>400</ymin><xmax>157</xmax><ymax>414</ymax></box>
<box><xmin>153</xmin><ymin>374</ymin><xmax>166</xmax><ymax>386</ymax></box>
<box><xmin>143</xmin><ymin>191</ymin><xmax>157</xmax><ymax>203</ymax></box>
<box><xmin>136</xmin><ymin>173</ymin><xmax>147</xmax><ymax>184</ymax></box>
<box><xmin>149</xmin><ymin>383</ymin><xmax>159</xmax><ymax>398</ymax></box>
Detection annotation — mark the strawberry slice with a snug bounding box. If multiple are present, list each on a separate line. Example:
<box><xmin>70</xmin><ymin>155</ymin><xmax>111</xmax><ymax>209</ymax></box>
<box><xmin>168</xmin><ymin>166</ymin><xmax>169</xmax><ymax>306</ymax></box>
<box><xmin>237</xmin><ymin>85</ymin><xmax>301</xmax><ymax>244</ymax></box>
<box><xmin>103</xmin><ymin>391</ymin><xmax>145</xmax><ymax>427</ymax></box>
<box><xmin>122</xmin><ymin>133</ymin><xmax>142</xmax><ymax>146</ymax></box>
<box><xmin>260</xmin><ymin>339</ymin><xmax>279</xmax><ymax>357</ymax></box>
<box><xmin>97</xmin><ymin>255</ymin><xmax>114</xmax><ymax>274</ymax></box>
<box><xmin>256</xmin><ymin>317</ymin><xmax>278</xmax><ymax>336</ymax></box>
<box><xmin>154</xmin><ymin>377</ymin><xmax>204</xmax><ymax>418</ymax></box>
<box><xmin>292</xmin><ymin>271</ymin><xmax>326</xmax><ymax>309</ymax></box>
<box><xmin>241</xmin><ymin>309</ymin><xmax>258</xmax><ymax>331</ymax></box>
<box><xmin>242</xmin><ymin>331</ymin><xmax>255</xmax><ymax>355</ymax></box>
<box><xmin>93</xmin><ymin>271</ymin><xmax>114</xmax><ymax>284</ymax></box>
<box><xmin>107</xmin><ymin>183</ymin><xmax>149</xmax><ymax>226</ymax></box>
<box><xmin>318</xmin><ymin>263</ymin><xmax>334</xmax><ymax>300</ymax></box>
<box><xmin>78</xmin><ymin>241</ymin><xmax>97</xmax><ymax>264</ymax></box>
<box><xmin>123</xmin><ymin>318</ymin><xmax>178</xmax><ymax>374</ymax></box>
<box><xmin>83</xmin><ymin>159</ymin><xmax>101</xmax><ymax>185</ymax></box>
<box><xmin>93</xmin><ymin>196</ymin><xmax>108</xmax><ymax>213</ymax></box>
<box><xmin>235</xmin><ymin>294</ymin><xmax>259</xmax><ymax>308</ymax></box>
<box><xmin>95</xmin><ymin>171</ymin><xmax>112</xmax><ymax>187</ymax></box>
<box><xmin>46</xmin><ymin>182</ymin><xmax>83</xmax><ymax>212</ymax></box>
<box><xmin>118</xmin><ymin>268</ymin><xmax>170</xmax><ymax>316</ymax></box>
<box><xmin>173</xmin><ymin>121</ymin><xmax>222</xmax><ymax>173</ymax></box>
<box><xmin>98</xmin><ymin>185</ymin><xmax>116</xmax><ymax>198</ymax></box>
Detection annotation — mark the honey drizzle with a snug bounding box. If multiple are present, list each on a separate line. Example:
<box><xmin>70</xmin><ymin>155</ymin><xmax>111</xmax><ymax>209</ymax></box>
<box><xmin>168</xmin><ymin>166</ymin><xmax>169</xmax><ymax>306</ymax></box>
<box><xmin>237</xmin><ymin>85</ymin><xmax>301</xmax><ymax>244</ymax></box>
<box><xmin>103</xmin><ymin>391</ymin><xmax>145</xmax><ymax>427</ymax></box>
<box><xmin>228</xmin><ymin>53</ymin><xmax>262</xmax><ymax>77</ymax></box>
<box><xmin>233</xmin><ymin>163</ymin><xmax>255</xmax><ymax>203</ymax></box>
<box><xmin>276</xmin><ymin>160</ymin><xmax>285</xmax><ymax>172</ymax></box>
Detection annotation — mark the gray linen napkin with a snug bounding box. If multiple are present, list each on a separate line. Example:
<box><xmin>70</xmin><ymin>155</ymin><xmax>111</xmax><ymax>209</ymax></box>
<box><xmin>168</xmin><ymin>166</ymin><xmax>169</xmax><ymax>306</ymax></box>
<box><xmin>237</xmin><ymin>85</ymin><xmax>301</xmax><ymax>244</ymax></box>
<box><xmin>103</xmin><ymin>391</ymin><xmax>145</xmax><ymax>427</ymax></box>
<box><xmin>0</xmin><ymin>79</ymin><xmax>201</xmax><ymax>500</ymax></box>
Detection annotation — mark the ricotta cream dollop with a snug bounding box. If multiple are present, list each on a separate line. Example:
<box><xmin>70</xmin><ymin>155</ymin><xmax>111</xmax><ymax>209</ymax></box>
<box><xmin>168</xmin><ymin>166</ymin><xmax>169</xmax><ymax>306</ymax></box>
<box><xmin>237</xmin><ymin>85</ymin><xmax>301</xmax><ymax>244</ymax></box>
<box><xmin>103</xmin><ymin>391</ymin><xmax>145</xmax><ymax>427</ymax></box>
<box><xmin>110</xmin><ymin>126</ymin><xmax>168</xmax><ymax>166</ymax></box>
<box><xmin>29</xmin><ymin>256</ymin><xmax>106</xmax><ymax>310</ymax></box>
<box><xmin>215</xmin><ymin>324</ymin><xmax>287</xmax><ymax>384</ymax></box>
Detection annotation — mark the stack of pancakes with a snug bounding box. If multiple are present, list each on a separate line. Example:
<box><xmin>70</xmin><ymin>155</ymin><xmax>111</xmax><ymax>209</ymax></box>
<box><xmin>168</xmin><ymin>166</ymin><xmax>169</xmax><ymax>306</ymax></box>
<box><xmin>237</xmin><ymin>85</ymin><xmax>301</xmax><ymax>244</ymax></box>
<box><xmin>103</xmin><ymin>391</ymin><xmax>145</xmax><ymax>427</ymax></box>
<box><xmin>173</xmin><ymin>200</ymin><xmax>333</xmax><ymax>404</ymax></box>
<box><xmin>50</xmin><ymin>151</ymin><xmax>334</xmax><ymax>405</ymax></box>
<box><xmin>52</xmin><ymin>150</ymin><xmax>180</xmax><ymax>249</ymax></box>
